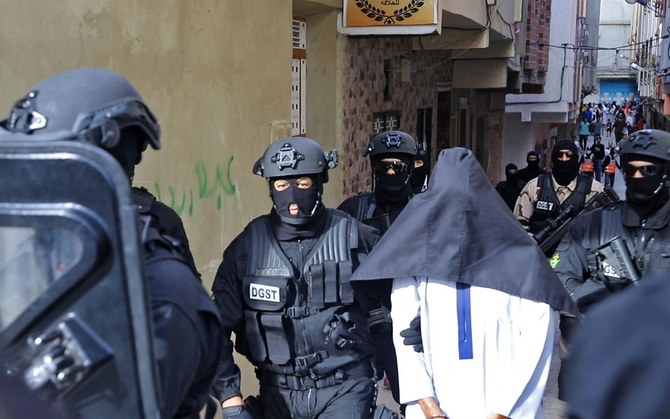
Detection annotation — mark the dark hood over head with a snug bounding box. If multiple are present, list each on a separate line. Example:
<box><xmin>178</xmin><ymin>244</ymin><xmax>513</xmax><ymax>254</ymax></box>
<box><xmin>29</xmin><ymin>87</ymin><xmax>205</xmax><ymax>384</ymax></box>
<box><xmin>351</xmin><ymin>147</ymin><xmax>576</xmax><ymax>313</ymax></box>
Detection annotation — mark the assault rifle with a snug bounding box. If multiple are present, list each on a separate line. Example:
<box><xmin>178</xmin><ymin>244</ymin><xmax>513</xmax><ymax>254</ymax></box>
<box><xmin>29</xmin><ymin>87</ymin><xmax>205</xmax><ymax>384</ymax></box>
<box><xmin>534</xmin><ymin>185</ymin><xmax>620</xmax><ymax>256</ymax></box>
<box><xmin>598</xmin><ymin>236</ymin><xmax>641</xmax><ymax>286</ymax></box>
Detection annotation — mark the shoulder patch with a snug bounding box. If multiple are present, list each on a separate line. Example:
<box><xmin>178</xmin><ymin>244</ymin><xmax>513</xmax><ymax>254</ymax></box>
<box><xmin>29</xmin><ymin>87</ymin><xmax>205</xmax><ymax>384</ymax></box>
<box><xmin>549</xmin><ymin>253</ymin><xmax>560</xmax><ymax>269</ymax></box>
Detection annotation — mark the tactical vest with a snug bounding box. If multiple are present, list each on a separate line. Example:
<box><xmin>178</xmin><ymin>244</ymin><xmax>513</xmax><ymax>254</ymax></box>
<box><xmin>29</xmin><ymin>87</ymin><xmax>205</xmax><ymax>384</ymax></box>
<box><xmin>530</xmin><ymin>173</ymin><xmax>592</xmax><ymax>233</ymax></box>
<box><xmin>351</xmin><ymin>193</ymin><xmax>377</xmax><ymax>223</ymax></box>
<box><xmin>242</xmin><ymin>210</ymin><xmax>370</xmax><ymax>377</ymax></box>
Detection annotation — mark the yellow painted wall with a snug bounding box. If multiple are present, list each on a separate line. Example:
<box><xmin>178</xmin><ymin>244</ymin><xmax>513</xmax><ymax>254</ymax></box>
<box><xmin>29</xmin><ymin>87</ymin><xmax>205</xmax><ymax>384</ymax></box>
<box><xmin>0</xmin><ymin>0</ymin><xmax>294</xmax><ymax>284</ymax></box>
<box><xmin>304</xmin><ymin>9</ymin><xmax>345</xmax><ymax>206</ymax></box>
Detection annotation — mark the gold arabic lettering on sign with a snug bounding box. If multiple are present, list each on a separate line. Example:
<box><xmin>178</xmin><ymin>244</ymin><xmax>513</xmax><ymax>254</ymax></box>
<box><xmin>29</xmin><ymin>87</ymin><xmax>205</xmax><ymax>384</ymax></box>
<box><xmin>346</xmin><ymin>0</ymin><xmax>436</xmax><ymax>26</ymax></box>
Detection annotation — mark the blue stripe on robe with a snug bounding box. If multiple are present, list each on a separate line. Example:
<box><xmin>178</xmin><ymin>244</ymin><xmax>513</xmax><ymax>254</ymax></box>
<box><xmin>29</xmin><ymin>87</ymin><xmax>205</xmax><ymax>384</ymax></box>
<box><xmin>457</xmin><ymin>282</ymin><xmax>473</xmax><ymax>359</ymax></box>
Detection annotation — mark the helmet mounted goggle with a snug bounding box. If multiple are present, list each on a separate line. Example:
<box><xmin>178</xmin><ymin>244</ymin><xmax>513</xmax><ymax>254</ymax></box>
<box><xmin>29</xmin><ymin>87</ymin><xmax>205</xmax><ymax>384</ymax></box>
<box><xmin>4</xmin><ymin>90</ymin><xmax>160</xmax><ymax>151</ymax></box>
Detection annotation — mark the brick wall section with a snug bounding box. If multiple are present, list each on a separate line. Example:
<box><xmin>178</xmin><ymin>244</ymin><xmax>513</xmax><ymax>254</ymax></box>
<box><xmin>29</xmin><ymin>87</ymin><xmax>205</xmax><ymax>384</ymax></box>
<box><xmin>480</xmin><ymin>90</ymin><xmax>506</xmax><ymax>182</ymax></box>
<box><xmin>341</xmin><ymin>36</ymin><xmax>451</xmax><ymax>198</ymax></box>
<box><xmin>523</xmin><ymin>0</ymin><xmax>551</xmax><ymax>85</ymax></box>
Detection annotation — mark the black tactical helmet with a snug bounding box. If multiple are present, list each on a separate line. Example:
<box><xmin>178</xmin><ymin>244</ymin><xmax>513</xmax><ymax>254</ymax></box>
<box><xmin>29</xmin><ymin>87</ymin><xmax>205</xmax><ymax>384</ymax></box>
<box><xmin>364</xmin><ymin>130</ymin><xmax>421</xmax><ymax>159</ymax></box>
<box><xmin>620</xmin><ymin>129</ymin><xmax>670</xmax><ymax>164</ymax></box>
<box><xmin>2</xmin><ymin>68</ymin><xmax>160</xmax><ymax>151</ymax></box>
<box><xmin>253</xmin><ymin>137</ymin><xmax>337</xmax><ymax>183</ymax></box>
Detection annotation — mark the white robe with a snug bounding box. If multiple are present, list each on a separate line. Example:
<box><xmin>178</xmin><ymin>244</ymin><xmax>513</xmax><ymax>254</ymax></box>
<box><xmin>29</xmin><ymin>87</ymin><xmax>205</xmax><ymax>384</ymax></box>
<box><xmin>391</xmin><ymin>276</ymin><xmax>554</xmax><ymax>419</ymax></box>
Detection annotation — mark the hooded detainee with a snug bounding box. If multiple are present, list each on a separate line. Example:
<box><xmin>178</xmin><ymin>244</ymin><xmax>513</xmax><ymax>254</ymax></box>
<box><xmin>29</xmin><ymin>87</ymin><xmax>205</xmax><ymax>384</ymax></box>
<box><xmin>351</xmin><ymin>148</ymin><xmax>576</xmax><ymax>419</ymax></box>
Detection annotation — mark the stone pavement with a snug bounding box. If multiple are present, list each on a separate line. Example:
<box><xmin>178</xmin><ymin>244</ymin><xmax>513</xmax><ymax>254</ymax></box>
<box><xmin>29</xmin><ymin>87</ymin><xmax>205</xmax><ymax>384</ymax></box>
<box><xmin>376</xmin><ymin>321</ymin><xmax>567</xmax><ymax>418</ymax></box>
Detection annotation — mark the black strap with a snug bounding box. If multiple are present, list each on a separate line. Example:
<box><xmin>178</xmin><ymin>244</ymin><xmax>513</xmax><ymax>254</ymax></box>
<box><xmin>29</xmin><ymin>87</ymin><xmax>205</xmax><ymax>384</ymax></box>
<box><xmin>257</xmin><ymin>362</ymin><xmax>372</xmax><ymax>391</ymax></box>
<box><xmin>324</xmin><ymin>260</ymin><xmax>338</xmax><ymax>304</ymax></box>
<box><xmin>310</xmin><ymin>264</ymin><xmax>325</xmax><ymax>309</ymax></box>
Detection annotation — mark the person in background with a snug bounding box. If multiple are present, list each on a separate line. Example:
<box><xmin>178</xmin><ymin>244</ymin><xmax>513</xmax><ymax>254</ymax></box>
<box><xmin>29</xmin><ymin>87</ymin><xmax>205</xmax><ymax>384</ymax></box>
<box><xmin>578</xmin><ymin>117</ymin><xmax>591</xmax><ymax>150</ymax></box>
<box><xmin>517</xmin><ymin>150</ymin><xmax>546</xmax><ymax>185</ymax></box>
<box><xmin>495</xmin><ymin>163</ymin><xmax>526</xmax><ymax>211</ymax></box>
<box><xmin>579</xmin><ymin>147</ymin><xmax>595</xmax><ymax>178</ymax></box>
<box><xmin>603</xmin><ymin>146</ymin><xmax>619</xmax><ymax>189</ymax></box>
<box><xmin>614</xmin><ymin>112</ymin><xmax>627</xmax><ymax>143</ymax></box>
<box><xmin>591</xmin><ymin>136</ymin><xmax>606</xmax><ymax>182</ymax></box>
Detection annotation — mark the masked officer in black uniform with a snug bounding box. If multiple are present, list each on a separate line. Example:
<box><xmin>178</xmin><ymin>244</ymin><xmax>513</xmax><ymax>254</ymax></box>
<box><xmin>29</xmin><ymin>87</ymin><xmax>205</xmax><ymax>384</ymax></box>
<box><xmin>338</xmin><ymin>130</ymin><xmax>424</xmax><ymax>235</ymax></box>
<box><xmin>552</xmin><ymin>129</ymin><xmax>670</xmax><ymax>401</ymax></box>
<box><xmin>517</xmin><ymin>150</ymin><xmax>546</xmax><ymax>185</ymax></box>
<box><xmin>211</xmin><ymin>137</ymin><xmax>382</xmax><ymax>419</ymax></box>
<box><xmin>554</xmin><ymin>128</ymin><xmax>670</xmax><ymax>310</ymax></box>
<box><xmin>495</xmin><ymin>163</ymin><xmax>525</xmax><ymax>211</ymax></box>
<box><xmin>514</xmin><ymin>140</ymin><xmax>605</xmax><ymax>237</ymax></box>
<box><xmin>336</xmin><ymin>130</ymin><xmax>423</xmax><ymax>406</ymax></box>
<box><xmin>1</xmin><ymin>68</ymin><xmax>223</xmax><ymax>418</ymax></box>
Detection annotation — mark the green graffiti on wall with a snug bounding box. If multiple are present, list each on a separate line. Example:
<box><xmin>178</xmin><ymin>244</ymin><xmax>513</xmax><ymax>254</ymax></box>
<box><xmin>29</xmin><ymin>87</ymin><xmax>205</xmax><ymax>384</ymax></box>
<box><xmin>154</xmin><ymin>155</ymin><xmax>237</xmax><ymax>216</ymax></box>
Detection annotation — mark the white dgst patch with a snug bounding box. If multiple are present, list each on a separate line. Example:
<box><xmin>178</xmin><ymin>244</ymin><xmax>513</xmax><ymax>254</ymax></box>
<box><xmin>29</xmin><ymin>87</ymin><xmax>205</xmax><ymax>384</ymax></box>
<box><xmin>249</xmin><ymin>283</ymin><xmax>281</xmax><ymax>302</ymax></box>
<box><xmin>601</xmin><ymin>260</ymin><xmax>621</xmax><ymax>278</ymax></box>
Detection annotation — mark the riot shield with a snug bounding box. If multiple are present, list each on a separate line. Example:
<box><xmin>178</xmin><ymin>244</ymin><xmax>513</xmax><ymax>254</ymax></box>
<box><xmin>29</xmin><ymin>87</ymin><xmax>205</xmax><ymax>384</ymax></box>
<box><xmin>0</xmin><ymin>133</ymin><xmax>160</xmax><ymax>418</ymax></box>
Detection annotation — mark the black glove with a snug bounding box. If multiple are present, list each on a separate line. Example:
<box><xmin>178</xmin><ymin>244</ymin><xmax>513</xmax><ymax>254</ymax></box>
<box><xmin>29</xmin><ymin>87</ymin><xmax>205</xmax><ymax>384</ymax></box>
<box><xmin>399</xmin><ymin>315</ymin><xmax>423</xmax><ymax>353</ymax></box>
<box><xmin>221</xmin><ymin>405</ymin><xmax>254</xmax><ymax>419</ymax></box>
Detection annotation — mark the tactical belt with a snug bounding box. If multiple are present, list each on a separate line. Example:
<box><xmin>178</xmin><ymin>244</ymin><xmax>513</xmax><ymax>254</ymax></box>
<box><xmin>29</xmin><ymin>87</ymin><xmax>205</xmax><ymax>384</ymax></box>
<box><xmin>257</xmin><ymin>362</ymin><xmax>372</xmax><ymax>391</ymax></box>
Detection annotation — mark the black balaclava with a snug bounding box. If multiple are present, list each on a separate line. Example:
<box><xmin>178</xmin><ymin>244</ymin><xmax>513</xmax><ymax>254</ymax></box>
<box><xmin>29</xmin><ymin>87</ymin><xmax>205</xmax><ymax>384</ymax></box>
<box><xmin>373</xmin><ymin>154</ymin><xmax>414</xmax><ymax>205</ymax></box>
<box><xmin>624</xmin><ymin>154</ymin><xmax>670</xmax><ymax>218</ymax></box>
<box><xmin>505</xmin><ymin>163</ymin><xmax>520</xmax><ymax>185</ymax></box>
<box><xmin>526</xmin><ymin>151</ymin><xmax>540</xmax><ymax>170</ymax></box>
<box><xmin>269</xmin><ymin>175</ymin><xmax>322</xmax><ymax>224</ymax></box>
<box><xmin>269</xmin><ymin>175</ymin><xmax>327</xmax><ymax>240</ymax></box>
<box><xmin>108</xmin><ymin>128</ymin><xmax>146</xmax><ymax>180</ymax></box>
<box><xmin>410</xmin><ymin>156</ymin><xmax>428</xmax><ymax>194</ymax></box>
<box><xmin>551</xmin><ymin>139</ymin><xmax>580</xmax><ymax>186</ymax></box>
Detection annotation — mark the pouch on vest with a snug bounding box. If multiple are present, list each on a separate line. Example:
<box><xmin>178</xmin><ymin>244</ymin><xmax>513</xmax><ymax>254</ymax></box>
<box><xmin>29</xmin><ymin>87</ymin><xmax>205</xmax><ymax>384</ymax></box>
<box><xmin>243</xmin><ymin>277</ymin><xmax>292</xmax><ymax>364</ymax></box>
<box><xmin>308</xmin><ymin>260</ymin><xmax>354</xmax><ymax>309</ymax></box>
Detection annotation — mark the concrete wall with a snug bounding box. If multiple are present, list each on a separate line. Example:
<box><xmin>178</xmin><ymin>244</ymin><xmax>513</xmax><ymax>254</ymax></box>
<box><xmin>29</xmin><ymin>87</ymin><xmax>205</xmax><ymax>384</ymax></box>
<box><xmin>0</xmin><ymin>0</ymin><xmax>296</xmax><ymax>285</ymax></box>
<box><xmin>304</xmin><ymin>9</ymin><xmax>345</xmax><ymax>207</ymax></box>
<box><xmin>597</xmin><ymin>0</ymin><xmax>633</xmax><ymax>68</ymax></box>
